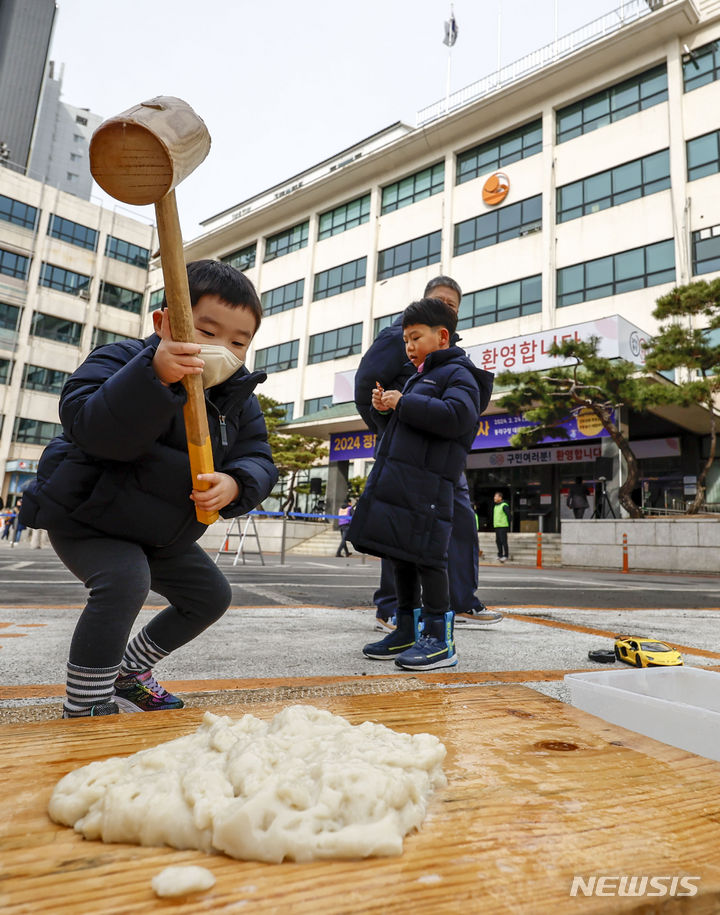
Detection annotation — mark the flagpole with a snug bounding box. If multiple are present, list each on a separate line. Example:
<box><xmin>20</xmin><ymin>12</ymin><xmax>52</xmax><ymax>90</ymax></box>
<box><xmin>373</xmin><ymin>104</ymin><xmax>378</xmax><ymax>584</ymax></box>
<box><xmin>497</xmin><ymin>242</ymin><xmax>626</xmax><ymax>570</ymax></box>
<box><xmin>445</xmin><ymin>44</ymin><xmax>452</xmax><ymax>112</ymax></box>
<box><xmin>442</xmin><ymin>5</ymin><xmax>458</xmax><ymax>113</ymax></box>
<box><xmin>497</xmin><ymin>4</ymin><xmax>502</xmax><ymax>74</ymax></box>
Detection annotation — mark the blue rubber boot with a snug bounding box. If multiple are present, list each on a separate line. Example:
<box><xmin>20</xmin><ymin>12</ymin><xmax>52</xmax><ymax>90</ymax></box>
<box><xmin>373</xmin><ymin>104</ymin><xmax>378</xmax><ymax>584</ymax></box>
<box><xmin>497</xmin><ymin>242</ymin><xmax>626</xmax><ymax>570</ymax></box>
<box><xmin>363</xmin><ymin>608</ymin><xmax>422</xmax><ymax>660</ymax></box>
<box><xmin>394</xmin><ymin>611</ymin><xmax>458</xmax><ymax>670</ymax></box>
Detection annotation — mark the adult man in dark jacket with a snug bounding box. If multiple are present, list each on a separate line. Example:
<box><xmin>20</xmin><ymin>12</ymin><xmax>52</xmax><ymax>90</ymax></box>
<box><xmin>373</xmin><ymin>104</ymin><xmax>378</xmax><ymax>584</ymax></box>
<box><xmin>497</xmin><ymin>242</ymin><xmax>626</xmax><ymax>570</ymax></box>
<box><xmin>354</xmin><ymin>276</ymin><xmax>502</xmax><ymax>629</ymax></box>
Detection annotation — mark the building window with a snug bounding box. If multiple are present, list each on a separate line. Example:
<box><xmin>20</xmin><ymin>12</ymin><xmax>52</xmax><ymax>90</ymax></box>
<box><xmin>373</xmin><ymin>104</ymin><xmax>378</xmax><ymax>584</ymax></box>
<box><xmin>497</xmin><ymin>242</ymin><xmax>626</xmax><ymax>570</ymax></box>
<box><xmin>104</xmin><ymin>235</ymin><xmax>150</xmax><ymax>269</ymax></box>
<box><xmin>221</xmin><ymin>243</ymin><xmax>256</xmax><ymax>271</ymax></box>
<box><xmin>377</xmin><ymin>230</ymin><xmax>442</xmax><ymax>280</ymax></box>
<box><xmin>0</xmin><ymin>302</ymin><xmax>20</xmax><ymax>332</ymax></box>
<box><xmin>264</xmin><ymin>221</ymin><xmax>309</xmax><ymax>262</ymax></box>
<box><xmin>92</xmin><ymin>328</ymin><xmax>135</xmax><ymax>348</ymax></box>
<box><xmin>12</xmin><ymin>416</ymin><xmax>62</xmax><ymax>445</ymax></box>
<box><xmin>313</xmin><ymin>257</ymin><xmax>367</xmax><ymax>300</ymax></box>
<box><xmin>319</xmin><ymin>194</ymin><xmax>371</xmax><ymax>239</ymax></box>
<box><xmin>0</xmin><ymin>248</ymin><xmax>29</xmax><ymax>280</ymax></box>
<box><xmin>48</xmin><ymin>214</ymin><xmax>97</xmax><ymax>251</ymax></box>
<box><xmin>456</xmin><ymin>119</ymin><xmax>542</xmax><ymax>185</ymax></box>
<box><xmin>303</xmin><ymin>395</ymin><xmax>333</xmax><ymax>414</ymax></box>
<box><xmin>683</xmin><ymin>40</ymin><xmax>720</xmax><ymax>93</ymax></box>
<box><xmin>66</xmin><ymin>173</ymin><xmax>79</xmax><ymax>182</ymax></box>
<box><xmin>557</xmin><ymin>239</ymin><xmax>675</xmax><ymax>308</ymax></box>
<box><xmin>70</xmin><ymin>152</ymin><xmax>82</xmax><ymax>162</ymax></box>
<box><xmin>0</xmin><ymin>194</ymin><xmax>38</xmax><ymax>230</ymax></box>
<box><xmin>75</xmin><ymin>114</ymin><xmax>88</xmax><ymax>125</ymax></box>
<box><xmin>149</xmin><ymin>288</ymin><xmax>165</xmax><ymax>312</ymax></box>
<box><xmin>454</xmin><ymin>195</ymin><xmax>542</xmax><ymax>256</ymax></box>
<box><xmin>0</xmin><ymin>359</ymin><xmax>11</xmax><ymax>385</ymax></box>
<box><xmin>373</xmin><ymin>312</ymin><xmax>402</xmax><ymax>336</ymax></box>
<box><xmin>459</xmin><ymin>275</ymin><xmax>542</xmax><ymax>328</ymax></box>
<box><xmin>277</xmin><ymin>401</ymin><xmax>294</xmax><ymax>421</ymax></box>
<box><xmin>381</xmin><ymin>162</ymin><xmax>444</xmax><ymax>214</ymax></box>
<box><xmin>22</xmin><ymin>364</ymin><xmax>69</xmax><ymax>394</ymax></box>
<box><xmin>308</xmin><ymin>322</ymin><xmax>363</xmax><ymax>364</ymax></box>
<box><xmin>556</xmin><ymin>64</ymin><xmax>668</xmax><ymax>143</ymax></box>
<box><xmin>687</xmin><ymin>129</ymin><xmax>720</xmax><ymax>181</ymax></box>
<box><xmin>98</xmin><ymin>281</ymin><xmax>143</xmax><ymax>314</ymax></box>
<box><xmin>40</xmin><ymin>262</ymin><xmax>90</xmax><ymax>295</ymax></box>
<box><xmin>692</xmin><ymin>225</ymin><xmax>720</xmax><ymax>276</ymax></box>
<box><xmin>253</xmin><ymin>339</ymin><xmax>299</xmax><ymax>373</ymax></box>
<box><xmin>557</xmin><ymin>149</ymin><xmax>670</xmax><ymax>223</ymax></box>
<box><xmin>31</xmin><ymin>312</ymin><xmax>83</xmax><ymax>345</ymax></box>
<box><xmin>261</xmin><ymin>279</ymin><xmax>305</xmax><ymax>316</ymax></box>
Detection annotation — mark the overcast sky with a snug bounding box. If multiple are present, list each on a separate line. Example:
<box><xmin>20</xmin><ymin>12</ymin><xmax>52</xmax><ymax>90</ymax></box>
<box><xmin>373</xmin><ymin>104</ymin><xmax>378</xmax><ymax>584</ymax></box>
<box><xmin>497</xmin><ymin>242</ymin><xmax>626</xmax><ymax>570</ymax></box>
<box><xmin>50</xmin><ymin>0</ymin><xmax>626</xmax><ymax>239</ymax></box>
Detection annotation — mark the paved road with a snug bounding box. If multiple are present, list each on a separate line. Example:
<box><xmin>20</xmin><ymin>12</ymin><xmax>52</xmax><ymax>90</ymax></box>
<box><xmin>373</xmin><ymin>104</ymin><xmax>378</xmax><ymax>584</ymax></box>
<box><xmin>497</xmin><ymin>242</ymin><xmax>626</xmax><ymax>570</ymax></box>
<box><xmin>2</xmin><ymin>543</ymin><xmax>719</xmax><ymax>717</ymax></box>
<box><xmin>1</xmin><ymin>542</ymin><xmax>718</xmax><ymax>610</ymax></box>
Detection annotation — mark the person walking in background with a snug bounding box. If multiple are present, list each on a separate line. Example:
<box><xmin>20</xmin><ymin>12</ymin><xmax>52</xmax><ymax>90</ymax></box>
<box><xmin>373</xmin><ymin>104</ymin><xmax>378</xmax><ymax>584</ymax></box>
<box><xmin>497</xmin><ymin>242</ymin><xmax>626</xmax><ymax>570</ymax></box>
<box><xmin>1</xmin><ymin>507</ymin><xmax>14</xmax><ymax>541</ymax></box>
<box><xmin>350</xmin><ymin>298</ymin><xmax>493</xmax><ymax>670</ymax></box>
<box><xmin>567</xmin><ymin>476</ymin><xmax>590</xmax><ymax>519</ymax></box>
<box><xmin>353</xmin><ymin>275</ymin><xmax>502</xmax><ymax>631</ymax></box>
<box><xmin>493</xmin><ymin>492</ymin><xmax>511</xmax><ymax>562</ymax></box>
<box><xmin>10</xmin><ymin>497</ymin><xmax>24</xmax><ymax>547</ymax></box>
<box><xmin>336</xmin><ymin>499</ymin><xmax>353</xmax><ymax>557</ymax></box>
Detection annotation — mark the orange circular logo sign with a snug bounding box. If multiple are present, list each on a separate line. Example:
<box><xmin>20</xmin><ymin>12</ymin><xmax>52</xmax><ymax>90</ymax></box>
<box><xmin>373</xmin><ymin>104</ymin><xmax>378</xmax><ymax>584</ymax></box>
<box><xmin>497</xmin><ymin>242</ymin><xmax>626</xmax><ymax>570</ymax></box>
<box><xmin>482</xmin><ymin>172</ymin><xmax>510</xmax><ymax>206</ymax></box>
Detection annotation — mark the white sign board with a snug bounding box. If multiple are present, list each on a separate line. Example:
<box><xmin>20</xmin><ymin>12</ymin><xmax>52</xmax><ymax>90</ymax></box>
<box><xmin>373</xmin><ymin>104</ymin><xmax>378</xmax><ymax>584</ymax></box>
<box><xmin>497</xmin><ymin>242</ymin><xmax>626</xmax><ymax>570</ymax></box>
<box><xmin>464</xmin><ymin>315</ymin><xmax>651</xmax><ymax>375</ymax></box>
<box><xmin>335</xmin><ymin>314</ymin><xmax>653</xmax><ymax>402</ymax></box>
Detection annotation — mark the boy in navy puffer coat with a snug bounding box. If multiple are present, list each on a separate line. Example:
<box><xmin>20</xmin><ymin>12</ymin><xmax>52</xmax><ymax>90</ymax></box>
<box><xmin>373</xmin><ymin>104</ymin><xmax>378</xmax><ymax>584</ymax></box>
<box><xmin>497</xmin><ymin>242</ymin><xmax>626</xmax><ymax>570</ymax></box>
<box><xmin>20</xmin><ymin>260</ymin><xmax>278</xmax><ymax>717</ymax></box>
<box><xmin>348</xmin><ymin>298</ymin><xmax>493</xmax><ymax>670</ymax></box>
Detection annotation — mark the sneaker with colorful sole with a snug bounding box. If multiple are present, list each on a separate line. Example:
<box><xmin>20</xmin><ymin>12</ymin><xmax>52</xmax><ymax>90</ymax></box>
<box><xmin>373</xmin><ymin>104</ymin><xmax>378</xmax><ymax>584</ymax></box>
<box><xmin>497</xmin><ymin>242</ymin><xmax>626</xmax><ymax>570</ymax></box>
<box><xmin>113</xmin><ymin>670</ymin><xmax>184</xmax><ymax>712</ymax></box>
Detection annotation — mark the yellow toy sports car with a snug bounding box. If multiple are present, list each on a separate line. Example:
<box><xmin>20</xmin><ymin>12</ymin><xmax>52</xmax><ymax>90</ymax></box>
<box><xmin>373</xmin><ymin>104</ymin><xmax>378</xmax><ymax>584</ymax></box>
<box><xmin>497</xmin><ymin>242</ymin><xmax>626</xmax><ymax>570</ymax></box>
<box><xmin>614</xmin><ymin>636</ymin><xmax>683</xmax><ymax>668</ymax></box>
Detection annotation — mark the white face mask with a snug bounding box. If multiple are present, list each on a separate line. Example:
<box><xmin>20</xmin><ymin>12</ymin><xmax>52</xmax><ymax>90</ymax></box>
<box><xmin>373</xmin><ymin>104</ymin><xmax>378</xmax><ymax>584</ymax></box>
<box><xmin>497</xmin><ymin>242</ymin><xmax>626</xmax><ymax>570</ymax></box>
<box><xmin>199</xmin><ymin>344</ymin><xmax>244</xmax><ymax>388</ymax></box>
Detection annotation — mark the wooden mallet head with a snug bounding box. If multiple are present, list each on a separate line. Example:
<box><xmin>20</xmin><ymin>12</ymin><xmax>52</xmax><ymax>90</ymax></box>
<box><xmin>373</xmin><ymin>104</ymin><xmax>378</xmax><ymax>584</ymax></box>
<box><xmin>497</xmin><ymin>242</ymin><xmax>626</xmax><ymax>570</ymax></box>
<box><xmin>89</xmin><ymin>96</ymin><xmax>211</xmax><ymax>205</ymax></box>
<box><xmin>89</xmin><ymin>97</ymin><xmax>219</xmax><ymax>526</ymax></box>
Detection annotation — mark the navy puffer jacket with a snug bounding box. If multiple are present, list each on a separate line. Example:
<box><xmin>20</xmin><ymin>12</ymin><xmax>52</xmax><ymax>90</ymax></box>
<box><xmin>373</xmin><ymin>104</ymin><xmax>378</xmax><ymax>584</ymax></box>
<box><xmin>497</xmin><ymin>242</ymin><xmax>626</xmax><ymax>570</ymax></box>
<box><xmin>353</xmin><ymin>316</ymin><xmax>413</xmax><ymax>435</ymax></box>
<box><xmin>348</xmin><ymin>346</ymin><xmax>493</xmax><ymax>569</ymax></box>
<box><xmin>354</xmin><ymin>316</ymin><xmax>464</xmax><ymax>435</ymax></box>
<box><xmin>20</xmin><ymin>334</ymin><xmax>278</xmax><ymax>549</ymax></box>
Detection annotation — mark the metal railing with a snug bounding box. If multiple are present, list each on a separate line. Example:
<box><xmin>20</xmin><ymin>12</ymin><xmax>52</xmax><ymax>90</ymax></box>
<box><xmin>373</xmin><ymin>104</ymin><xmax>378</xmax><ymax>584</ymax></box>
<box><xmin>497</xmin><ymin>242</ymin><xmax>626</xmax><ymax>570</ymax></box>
<box><xmin>642</xmin><ymin>504</ymin><xmax>720</xmax><ymax>515</ymax></box>
<box><xmin>417</xmin><ymin>0</ymin><xmax>659</xmax><ymax>126</ymax></box>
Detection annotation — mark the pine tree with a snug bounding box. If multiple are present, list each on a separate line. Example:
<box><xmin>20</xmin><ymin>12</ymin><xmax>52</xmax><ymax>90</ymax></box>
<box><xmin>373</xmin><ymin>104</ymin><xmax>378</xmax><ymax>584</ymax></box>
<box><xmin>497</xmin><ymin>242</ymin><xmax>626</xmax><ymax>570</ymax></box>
<box><xmin>496</xmin><ymin>337</ymin><xmax>658</xmax><ymax>518</ymax></box>
<box><xmin>644</xmin><ymin>279</ymin><xmax>720</xmax><ymax>513</ymax></box>
<box><xmin>257</xmin><ymin>394</ymin><xmax>329</xmax><ymax>513</ymax></box>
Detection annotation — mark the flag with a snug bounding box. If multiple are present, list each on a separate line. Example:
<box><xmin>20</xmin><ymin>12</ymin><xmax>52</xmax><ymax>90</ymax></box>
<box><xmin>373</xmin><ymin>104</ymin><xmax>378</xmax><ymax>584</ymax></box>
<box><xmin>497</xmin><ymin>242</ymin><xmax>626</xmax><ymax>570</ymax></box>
<box><xmin>443</xmin><ymin>12</ymin><xmax>458</xmax><ymax>47</ymax></box>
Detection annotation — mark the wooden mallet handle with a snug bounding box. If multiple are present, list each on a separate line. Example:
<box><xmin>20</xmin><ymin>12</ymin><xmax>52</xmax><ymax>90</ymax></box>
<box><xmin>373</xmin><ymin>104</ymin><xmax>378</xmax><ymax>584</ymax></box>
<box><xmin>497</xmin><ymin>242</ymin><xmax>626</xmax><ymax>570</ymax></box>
<box><xmin>155</xmin><ymin>191</ymin><xmax>218</xmax><ymax>525</ymax></box>
<box><xmin>89</xmin><ymin>97</ymin><xmax>217</xmax><ymax>525</ymax></box>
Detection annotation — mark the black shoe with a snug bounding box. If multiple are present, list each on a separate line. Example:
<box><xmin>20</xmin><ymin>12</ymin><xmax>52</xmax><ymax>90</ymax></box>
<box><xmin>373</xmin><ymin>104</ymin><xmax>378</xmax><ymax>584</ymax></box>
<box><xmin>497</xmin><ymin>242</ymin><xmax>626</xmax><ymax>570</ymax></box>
<box><xmin>363</xmin><ymin>608</ymin><xmax>421</xmax><ymax>659</ymax></box>
<box><xmin>62</xmin><ymin>701</ymin><xmax>119</xmax><ymax>718</ymax></box>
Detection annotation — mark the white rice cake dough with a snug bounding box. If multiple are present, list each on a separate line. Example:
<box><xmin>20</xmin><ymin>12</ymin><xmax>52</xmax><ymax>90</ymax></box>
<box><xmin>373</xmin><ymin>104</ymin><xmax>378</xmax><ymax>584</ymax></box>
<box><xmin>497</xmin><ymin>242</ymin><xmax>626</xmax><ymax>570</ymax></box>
<box><xmin>49</xmin><ymin>705</ymin><xmax>447</xmax><ymax>863</ymax></box>
<box><xmin>151</xmin><ymin>865</ymin><xmax>215</xmax><ymax>897</ymax></box>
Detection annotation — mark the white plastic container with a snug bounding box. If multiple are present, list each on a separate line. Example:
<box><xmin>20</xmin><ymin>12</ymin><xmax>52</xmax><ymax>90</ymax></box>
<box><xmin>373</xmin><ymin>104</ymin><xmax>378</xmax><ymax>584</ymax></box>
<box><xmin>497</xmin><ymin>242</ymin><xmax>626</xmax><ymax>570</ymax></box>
<box><xmin>564</xmin><ymin>667</ymin><xmax>720</xmax><ymax>761</ymax></box>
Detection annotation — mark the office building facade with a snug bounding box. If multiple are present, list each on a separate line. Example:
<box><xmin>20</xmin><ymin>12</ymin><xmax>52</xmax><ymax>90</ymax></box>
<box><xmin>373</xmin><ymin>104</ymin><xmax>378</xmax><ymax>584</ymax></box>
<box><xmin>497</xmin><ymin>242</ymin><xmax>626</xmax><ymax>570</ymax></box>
<box><xmin>0</xmin><ymin>167</ymin><xmax>156</xmax><ymax>505</ymax></box>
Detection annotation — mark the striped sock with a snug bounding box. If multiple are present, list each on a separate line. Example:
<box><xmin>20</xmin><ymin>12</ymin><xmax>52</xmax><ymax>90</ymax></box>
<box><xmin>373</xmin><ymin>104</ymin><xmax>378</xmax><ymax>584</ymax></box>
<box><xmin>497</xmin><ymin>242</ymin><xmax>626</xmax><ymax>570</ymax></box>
<box><xmin>64</xmin><ymin>662</ymin><xmax>120</xmax><ymax>717</ymax></box>
<box><xmin>118</xmin><ymin>627</ymin><xmax>169</xmax><ymax>678</ymax></box>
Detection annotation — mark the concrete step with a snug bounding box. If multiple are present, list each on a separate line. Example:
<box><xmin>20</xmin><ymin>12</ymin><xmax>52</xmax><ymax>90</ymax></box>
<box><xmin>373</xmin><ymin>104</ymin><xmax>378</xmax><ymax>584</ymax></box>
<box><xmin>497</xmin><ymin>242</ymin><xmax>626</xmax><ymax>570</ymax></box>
<box><xmin>288</xmin><ymin>528</ymin><xmax>344</xmax><ymax>556</ymax></box>
<box><xmin>478</xmin><ymin>532</ymin><xmax>562</xmax><ymax>565</ymax></box>
<box><xmin>289</xmin><ymin>528</ymin><xmax>563</xmax><ymax>563</ymax></box>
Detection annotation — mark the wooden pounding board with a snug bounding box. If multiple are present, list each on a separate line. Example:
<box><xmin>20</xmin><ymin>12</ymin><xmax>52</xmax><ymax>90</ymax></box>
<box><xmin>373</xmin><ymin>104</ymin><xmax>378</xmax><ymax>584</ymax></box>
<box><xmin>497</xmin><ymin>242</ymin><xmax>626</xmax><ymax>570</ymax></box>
<box><xmin>2</xmin><ymin>684</ymin><xmax>720</xmax><ymax>914</ymax></box>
